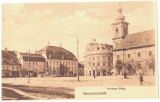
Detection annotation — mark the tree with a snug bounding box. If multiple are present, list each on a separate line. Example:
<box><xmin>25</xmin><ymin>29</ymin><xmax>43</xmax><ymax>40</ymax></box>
<box><xmin>59</xmin><ymin>64</ymin><xmax>69</xmax><ymax>77</ymax></box>
<box><xmin>115</xmin><ymin>60</ymin><xmax>122</xmax><ymax>75</ymax></box>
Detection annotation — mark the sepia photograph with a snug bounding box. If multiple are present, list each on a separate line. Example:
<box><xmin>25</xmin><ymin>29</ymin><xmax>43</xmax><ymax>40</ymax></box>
<box><xmin>1</xmin><ymin>0</ymin><xmax>158</xmax><ymax>100</ymax></box>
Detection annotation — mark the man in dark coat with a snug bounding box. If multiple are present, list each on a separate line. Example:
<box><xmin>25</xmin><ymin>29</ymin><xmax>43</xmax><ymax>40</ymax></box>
<box><xmin>139</xmin><ymin>74</ymin><xmax>143</xmax><ymax>86</ymax></box>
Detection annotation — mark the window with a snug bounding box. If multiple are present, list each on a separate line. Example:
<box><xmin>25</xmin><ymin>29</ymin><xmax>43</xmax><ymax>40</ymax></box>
<box><xmin>138</xmin><ymin>53</ymin><xmax>141</xmax><ymax>57</ymax></box>
<box><xmin>57</xmin><ymin>61</ymin><xmax>59</xmax><ymax>65</ymax></box>
<box><xmin>33</xmin><ymin>62</ymin><xmax>34</xmax><ymax>65</ymax></box>
<box><xmin>102</xmin><ymin>47</ymin><xmax>105</xmax><ymax>50</ymax></box>
<box><xmin>53</xmin><ymin>61</ymin><xmax>55</xmax><ymax>65</ymax></box>
<box><xmin>93</xmin><ymin>63</ymin><xmax>95</xmax><ymax>66</ymax></box>
<box><xmin>12</xmin><ymin>66</ymin><xmax>14</xmax><ymax>70</ymax></box>
<box><xmin>108</xmin><ymin>63</ymin><xmax>110</xmax><ymax>66</ymax></box>
<box><xmin>102</xmin><ymin>56</ymin><xmax>105</xmax><ymax>60</ymax></box>
<box><xmin>149</xmin><ymin>51</ymin><xmax>152</xmax><ymax>56</ymax></box>
<box><xmin>103</xmin><ymin>62</ymin><xmax>106</xmax><ymax>66</ymax></box>
<box><xmin>36</xmin><ymin>62</ymin><xmax>38</xmax><ymax>65</ymax></box>
<box><xmin>2</xmin><ymin>66</ymin><xmax>5</xmax><ymax>70</ymax></box>
<box><xmin>92</xmin><ymin>57</ymin><xmax>95</xmax><ymax>60</ymax></box>
<box><xmin>16</xmin><ymin>66</ymin><xmax>18</xmax><ymax>70</ymax></box>
<box><xmin>128</xmin><ymin>54</ymin><xmax>130</xmax><ymax>58</ymax></box>
<box><xmin>97</xmin><ymin>63</ymin><xmax>100</xmax><ymax>66</ymax></box>
<box><xmin>88</xmin><ymin>62</ymin><xmax>91</xmax><ymax>66</ymax></box>
<box><xmin>97</xmin><ymin>47</ymin><xmax>99</xmax><ymax>50</ymax></box>
<box><xmin>97</xmin><ymin>56</ymin><xmax>100</xmax><ymax>60</ymax></box>
<box><xmin>6</xmin><ymin>66</ymin><xmax>8</xmax><ymax>70</ymax></box>
<box><xmin>117</xmin><ymin>55</ymin><xmax>119</xmax><ymax>59</ymax></box>
<box><xmin>108</xmin><ymin>56</ymin><xmax>110</xmax><ymax>60</ymax></box>
<box><xmin>116</xmin><ymin>42</ymin><xmax>118</xmax><ymax>46</ymax></box>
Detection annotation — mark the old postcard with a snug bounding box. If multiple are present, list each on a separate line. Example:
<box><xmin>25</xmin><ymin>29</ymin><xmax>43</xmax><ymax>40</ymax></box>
<box><xmin>1</xmin><ymin>0</ymin><xmax>158</xmax><ymax>100</ymax></box>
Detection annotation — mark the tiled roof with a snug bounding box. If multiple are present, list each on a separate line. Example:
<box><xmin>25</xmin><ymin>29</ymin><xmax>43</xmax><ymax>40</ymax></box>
<box><xmin>113</xmin><ymin>30</ymin><xmax>155</xmax><ymax>50</ymax></box>
<box><xmin>2</xmin><ymin>50</ymin><xmax>21</xmax><ymax>65</ymax></box>
<box><xmin>37</xmin><ymin>46</ymin><xmax>77</xmax><ymax>61</ymax></box>
<box><xmin>20</xmin><ymin>53</ymin><xmax>45</xmax><ymax>62</ymax></box>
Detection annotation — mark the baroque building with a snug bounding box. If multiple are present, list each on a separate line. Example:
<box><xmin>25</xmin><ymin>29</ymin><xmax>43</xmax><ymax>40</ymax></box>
<box><xmin>36</xmin><ymin>45</ymin><xmax>78</xmax><ymax>77</ymax></box>
<box><xmin>112</xmin><ymin>5</ymin><xmax>155</xmax><ymax>75</ymax></box>
<box><xmin>84</xmin><ymin>39</ymin><xmax>113</xmax><ymax>76</ymax></box>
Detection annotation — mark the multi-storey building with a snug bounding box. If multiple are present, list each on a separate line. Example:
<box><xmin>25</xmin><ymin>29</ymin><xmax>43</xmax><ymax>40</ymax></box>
<box><xmin>17</xmin><ymin>52</ymin><xmax>46</xmax><ymax>77</ymax></box>
<box><xmin>36</xmin><ymin>45</ymin><xmax>78</xmax><ymax>77</ymax></box>
<box><xmin>78</xmin><ymin>63</ymin><xmax>84</xmax><ymax>76</ymax></box>
<box><xmin>112</xmin><ymin>5</ymin><xmax>155</xmax><ymax>75</ymax></box>
<box><xmin>2</xmin><ymin>48</ymin><xmax>21</xmax><ymax>77</ymax></box>
<box><xmin>84</xmin><ymin>39</ymin><xmax>113</xmax><ymax>76</ymax></box>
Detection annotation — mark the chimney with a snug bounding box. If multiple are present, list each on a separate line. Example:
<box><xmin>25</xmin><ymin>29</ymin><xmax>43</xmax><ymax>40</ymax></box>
<box><xmin>5</xmin><ymin>48</ymin><xmax>7</xmax><ymax>52</ymax></box>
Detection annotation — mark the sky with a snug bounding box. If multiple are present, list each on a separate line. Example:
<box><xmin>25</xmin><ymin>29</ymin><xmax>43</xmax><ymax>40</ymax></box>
<box><xmin>2</xmin><ymin>1</ymin><xmax>156</xmax><ymax>62</ymax></box>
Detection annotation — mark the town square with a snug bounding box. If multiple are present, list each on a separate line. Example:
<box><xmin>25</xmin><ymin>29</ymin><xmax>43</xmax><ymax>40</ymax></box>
<box><xmin>1</xmin><ymin>1</ymin><xmax>157</xmax><ymax>100</ymax></box>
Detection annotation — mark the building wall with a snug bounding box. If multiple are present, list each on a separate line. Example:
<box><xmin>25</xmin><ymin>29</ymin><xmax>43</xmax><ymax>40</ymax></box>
<box><xmin>2</xmin><ymin>65</ymin><xmax>21</xmax><ymax>77</ymax></box>
<box><xmin>46</xmin><ymin>59</ymin><xmax>78</xmax><ymax>75</ymax></box>
<box><xmin>2</xmin><ymin>65</ymin><xmax>21</xmax><ymax>71</ymax></box>
<box><xmin>113</xmin><ymin>46</ymin><xmax>155</xmax><ymax>75</ymax></box>
<box><xmin>22</xmin><ymin>61</ymin><xmax>45</xmax><ymax>72</ymax></box>
<box><xmin>78</xmin><ymin>68</ymin><xmax>84</xmax><ymax>76</ymax></box>
<box><xmin>84</xmin><ymin>42</ymin><xmax>113</xmax><ymax>76</ymax></box>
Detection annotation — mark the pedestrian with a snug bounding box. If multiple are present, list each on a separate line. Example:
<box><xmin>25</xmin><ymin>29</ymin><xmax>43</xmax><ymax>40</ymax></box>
<box><xmin>139</xmin><ymin>74</ymin><xmax>143</xmax><ymax>86</ymax></box>
<box><xmin>124</xmin><ymin>71</ymin><xmax>127</xmax><ymax>79</ymax></box>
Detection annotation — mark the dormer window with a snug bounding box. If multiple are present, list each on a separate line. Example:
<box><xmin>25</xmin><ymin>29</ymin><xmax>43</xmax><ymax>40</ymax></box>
<box><xmin>102</xmin><ymin>47</ymin><xmax>105</xmax><ymax>50</ymax></box>
<box><xmin>49</xmin><ymin>54</ymin><xmax>52</xmax><ymax>58</ymax></box>
<box><xmin>11</xmin><ymin>59</ymin><xmax>14</xmax><ymax>63</ymax></box>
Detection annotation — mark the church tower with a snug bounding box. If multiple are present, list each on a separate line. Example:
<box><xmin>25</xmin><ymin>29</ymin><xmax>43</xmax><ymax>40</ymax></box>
<box><xmin>111</xmin><ymin>4</ymin><xmax>129</xmax><ymax>49</ymax></box>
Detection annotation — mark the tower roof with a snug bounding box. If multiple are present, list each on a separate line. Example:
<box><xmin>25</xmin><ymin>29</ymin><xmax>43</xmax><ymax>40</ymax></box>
<box><xmin>116</xmin><ymin>3</ymin><xmax>125</xmax><ymax>21</ymax></box>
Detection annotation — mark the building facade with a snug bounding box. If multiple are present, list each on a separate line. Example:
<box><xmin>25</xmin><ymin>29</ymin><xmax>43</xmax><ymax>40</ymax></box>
<box><xmin>36</xmin><ymin>45</ymin><xmax>78</xmax><ymax>77</ymax></box>
<box><xmin>78</xmin><ymin>63</ymin><xmax>84</xmax><ymax>76</ymax></box>
<box><xmin>112</xmin><ymin>6</ymin><xmax>155</xmax><ymax>76</ymax></box>
<box><xmin>2</xmin><ymin>48</ymin><xmax>21</xmax><ymax>77</ymax></box>
<box><xmin>17</xmin><ymin>52</ymin><xmax>46</xmax><ymax>77</ymax></box>
<box><xmin>84</xmin><ymin>39</ymin><xmax>113</xmax><ymax>76</ymax></box>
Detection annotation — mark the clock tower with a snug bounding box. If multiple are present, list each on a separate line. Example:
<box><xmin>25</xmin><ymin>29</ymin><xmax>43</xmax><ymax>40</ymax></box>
<box><xmin>111</xmin><ymin>4</ymin><xmax>129</xmax><ymax>49</ymax></box>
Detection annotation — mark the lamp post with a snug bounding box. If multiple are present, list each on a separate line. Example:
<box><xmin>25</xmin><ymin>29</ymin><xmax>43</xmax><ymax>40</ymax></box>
<box><xmin>77</xmin><ymin>35</ymin><xmax>80</xmax><ymax>81</ymax></box>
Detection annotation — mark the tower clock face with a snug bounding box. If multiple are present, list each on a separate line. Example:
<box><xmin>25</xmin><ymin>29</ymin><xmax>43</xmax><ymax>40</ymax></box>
<box><xmin>116</xmin><ymin>27</ymin><xmax>119</xmax><ymax>34</ymax></box>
